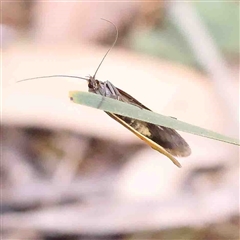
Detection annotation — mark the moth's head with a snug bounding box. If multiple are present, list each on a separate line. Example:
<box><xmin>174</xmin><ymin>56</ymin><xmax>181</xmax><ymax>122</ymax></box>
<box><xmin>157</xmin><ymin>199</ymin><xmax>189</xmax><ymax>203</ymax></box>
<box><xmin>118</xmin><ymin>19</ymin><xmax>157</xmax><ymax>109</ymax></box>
<box><xmin>88</xmin><ymin>76</ymin><xmax>99</xmax><ymax>91</ymax></box>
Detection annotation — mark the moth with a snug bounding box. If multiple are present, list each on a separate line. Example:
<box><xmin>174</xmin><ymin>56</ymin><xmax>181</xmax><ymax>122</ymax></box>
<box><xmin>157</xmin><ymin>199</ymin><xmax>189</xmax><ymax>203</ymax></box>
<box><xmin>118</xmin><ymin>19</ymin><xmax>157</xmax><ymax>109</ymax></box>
<box><xmin>18</xmin><ymin>19</ymin><xmax>191</xmax><ymax>168</ymax></box>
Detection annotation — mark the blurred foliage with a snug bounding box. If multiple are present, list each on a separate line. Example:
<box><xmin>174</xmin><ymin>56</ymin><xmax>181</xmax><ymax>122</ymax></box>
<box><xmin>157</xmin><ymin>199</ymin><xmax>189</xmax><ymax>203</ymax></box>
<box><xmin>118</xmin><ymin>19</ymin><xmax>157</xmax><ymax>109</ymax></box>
<box><xmin>196</xmin><ymin>2</ymin><xmax>239</xmax><ymax>56</ymax></box>
<box><xmin>129</xmin><ymin>2</ymin><xmax>239</xmax><ymax>68</ymax></box>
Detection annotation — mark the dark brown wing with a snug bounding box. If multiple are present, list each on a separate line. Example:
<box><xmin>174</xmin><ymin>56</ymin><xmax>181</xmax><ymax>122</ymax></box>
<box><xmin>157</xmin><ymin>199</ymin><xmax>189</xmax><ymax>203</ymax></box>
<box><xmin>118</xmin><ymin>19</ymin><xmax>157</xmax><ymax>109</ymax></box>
<box><xmin>106</xmin><ymin>112</ymin><xmax>182</xmax><ymax>167</ymax></box>
<box><xmin>115</xmin><ymin>87</ymin><xmax>191</xmax><ymax>157</ymax></box>
<box><xmin>117</xmin><ymin>88</ymin><xmax>152</xmax><ymax>110</ymax></box>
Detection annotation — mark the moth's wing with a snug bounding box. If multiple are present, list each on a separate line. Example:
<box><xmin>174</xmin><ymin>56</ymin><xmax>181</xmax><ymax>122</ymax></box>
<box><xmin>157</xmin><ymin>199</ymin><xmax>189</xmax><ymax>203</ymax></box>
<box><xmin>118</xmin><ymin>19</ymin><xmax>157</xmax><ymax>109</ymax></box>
<box><xmin>116</xmin><ymin>88</ymin><xmax>191</xmax><ymax>157</ymax></box>
<box><xmin>147</xmin><ymin>124</ymin><xmax>191</xmax><ymax>157</ymax></box>
<box><xmin>117</xmin><ymin>88</ymin><xmax>152</xmax><ymax>110</ymax></box>
<box><xmin>106</xmin><ymin>112</ymin><xmax>182</xmax><ymax>168</ymax></box>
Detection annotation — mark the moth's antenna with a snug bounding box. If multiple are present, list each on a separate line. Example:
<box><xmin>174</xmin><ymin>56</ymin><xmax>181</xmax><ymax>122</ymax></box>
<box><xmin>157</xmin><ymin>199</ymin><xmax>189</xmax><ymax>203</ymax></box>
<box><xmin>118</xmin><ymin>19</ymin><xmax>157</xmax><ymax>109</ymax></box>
<box><xmin>17</xmin><ymin>19</ymin><xmax>118</xmax><ymax>84</ymax></box>
<box><xmin>16</xmin><ymin>75</ymin><xmax>89</xmax><ymax>83</ymax></box>
<box><xmin>92</xmin><ymin>18</ymin><xmax>118</xmax><ymax>79</ymax></box>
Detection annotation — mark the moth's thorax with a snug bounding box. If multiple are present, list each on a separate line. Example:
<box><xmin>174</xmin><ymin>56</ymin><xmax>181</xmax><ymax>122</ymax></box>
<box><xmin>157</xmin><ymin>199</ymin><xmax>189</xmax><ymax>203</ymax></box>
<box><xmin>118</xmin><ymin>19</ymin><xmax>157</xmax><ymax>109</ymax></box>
<box><xmin>88</xmin><ymin>76</ymin><xmax>118</xmax><ymax>98</ymax></box>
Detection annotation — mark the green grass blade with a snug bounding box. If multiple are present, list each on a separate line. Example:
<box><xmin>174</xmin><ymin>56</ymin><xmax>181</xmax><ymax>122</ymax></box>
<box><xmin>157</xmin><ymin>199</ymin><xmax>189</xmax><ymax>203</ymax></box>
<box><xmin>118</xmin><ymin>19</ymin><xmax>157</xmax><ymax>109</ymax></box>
<box><xmin>69</xmin><ymin>91</ymin><xmax>240</xmax><ymax>146</ymax></box>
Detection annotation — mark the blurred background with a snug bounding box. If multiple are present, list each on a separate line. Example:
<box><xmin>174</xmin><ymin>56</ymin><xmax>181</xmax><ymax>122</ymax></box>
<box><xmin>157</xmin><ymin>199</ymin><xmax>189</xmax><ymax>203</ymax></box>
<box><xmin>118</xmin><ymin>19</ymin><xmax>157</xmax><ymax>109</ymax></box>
<box><xmin>2</xmin><ymin>1</ymin><xmax>239</xmax><ymax>240</ymax></box>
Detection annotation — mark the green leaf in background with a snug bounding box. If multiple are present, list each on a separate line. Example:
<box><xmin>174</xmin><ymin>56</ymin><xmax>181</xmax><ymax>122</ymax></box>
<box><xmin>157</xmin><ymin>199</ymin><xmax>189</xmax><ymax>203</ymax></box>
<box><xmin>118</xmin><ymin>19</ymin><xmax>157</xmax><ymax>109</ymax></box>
<box><xmin>129</xmin><ymin>20</ymin><xmax>197</xmax><ymax>67</ymax></box>
<box><xmin>195</xmin><ymin>2</ymin><xmax>239</xmax><ymax>56</ymax></box>
<box><xmin>69</xmin><ymin>91</ymin><xmax>240</xmax><ymax>146</ymax></box>
<box><xmin>129</xmin><ymin>2</ymin><xmax>239</xmax><ymax>67</ymax></box>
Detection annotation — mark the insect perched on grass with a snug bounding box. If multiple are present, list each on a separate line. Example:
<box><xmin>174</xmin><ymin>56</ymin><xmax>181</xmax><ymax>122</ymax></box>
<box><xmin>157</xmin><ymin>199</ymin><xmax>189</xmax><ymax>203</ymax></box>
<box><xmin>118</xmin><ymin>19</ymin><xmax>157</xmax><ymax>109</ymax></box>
<box><xmin>17</xmin><ymin>19</ymin><xmax>191</xmax><ymax>168</ymax></box>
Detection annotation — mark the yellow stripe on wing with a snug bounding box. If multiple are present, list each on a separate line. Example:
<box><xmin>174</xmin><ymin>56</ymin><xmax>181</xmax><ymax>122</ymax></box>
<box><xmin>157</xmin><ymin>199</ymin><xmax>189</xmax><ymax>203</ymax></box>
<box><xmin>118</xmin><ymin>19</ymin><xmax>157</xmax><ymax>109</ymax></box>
<box><xmin>106</xmin><ymin>113</ymin><xmax>182</xmax><ymax>168</ymax></box>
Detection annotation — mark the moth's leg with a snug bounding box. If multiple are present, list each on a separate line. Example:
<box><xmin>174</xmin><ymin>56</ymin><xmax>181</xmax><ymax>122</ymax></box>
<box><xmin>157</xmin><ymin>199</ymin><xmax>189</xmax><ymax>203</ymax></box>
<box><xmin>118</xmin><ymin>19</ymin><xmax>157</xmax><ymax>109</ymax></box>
<box><xmin>105</xmin><ymin>81</ymin><xmax>121</xmax><ymax>100</ymax></box>
<box><xmin>97</xmin><ymin>81</ymin><xmax>120</xmax><ymax>109</ymax></box>
<box><xmin>96</xmin><ymin>81</ymin><xmax>113</xmax><ymax>108</ymax></box>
